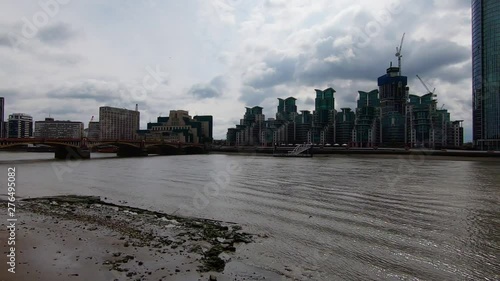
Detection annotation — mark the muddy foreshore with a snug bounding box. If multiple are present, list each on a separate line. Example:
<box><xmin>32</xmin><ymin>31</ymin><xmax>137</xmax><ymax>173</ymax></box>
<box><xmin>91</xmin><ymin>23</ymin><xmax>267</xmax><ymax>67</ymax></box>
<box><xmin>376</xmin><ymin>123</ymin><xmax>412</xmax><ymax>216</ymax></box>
<box><xmin>0</xmin><ymin>195</ymin><xmax>283</xmax><ymax>281</ymax></box>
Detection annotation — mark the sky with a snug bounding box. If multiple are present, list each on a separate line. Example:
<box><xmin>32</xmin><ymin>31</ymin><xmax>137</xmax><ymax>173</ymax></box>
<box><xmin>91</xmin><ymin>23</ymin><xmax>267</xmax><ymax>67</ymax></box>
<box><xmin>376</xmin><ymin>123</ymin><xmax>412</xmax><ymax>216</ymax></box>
<box><xmin>0</xmin><ymin>0</ymin><xmax>473</xmax><ymax>140</ymax></box>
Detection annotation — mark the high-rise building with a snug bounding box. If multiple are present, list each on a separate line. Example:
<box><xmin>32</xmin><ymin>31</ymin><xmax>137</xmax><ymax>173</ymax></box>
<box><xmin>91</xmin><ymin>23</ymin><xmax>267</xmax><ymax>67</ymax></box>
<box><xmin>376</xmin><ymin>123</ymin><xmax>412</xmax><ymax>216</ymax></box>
<box><xmin>378</xmin><ymin>66</ymin><xmax>409</xmax><ymax>147</ymax></box>
<box><xmin>87</xmin><ymin>121</ymin><xmax>100</xmax><ymax>140</ymax></box>
<box><xmin>0</xmin><ymin>97</ymin><xmax>4</xmax><ymax>138</ymax></box>
<box><xmin>472</xmin><ymin>0</ymin><xmax>500</xmax><ymax>150</ymax></box>
<box><xmin>335</xmin><ymin>108</ymin><xmax>355</xmax><ymax>145</ymax></box>
<box><xmin>313</xmin><ymin>88</ymin><xmax>336</xmax><ymax>144</ymax></box>
<box><xmin>99</xmin><ymin>106</ymin><xmax>140</xmax><ymax>140</ymax></box>
<box><xmin>407</xmin><ymin>93</ymin><xmax>437</xmax><ymax>148</ymax></box>
<box><xmin>277</xmin><ymin>97</ymin><xmax>298</xmax><ymax>121</ymax></box>
<box><xmin>8</xmin><ymin>113</ymin><xmax>33</xmax><ymax>138</ymax></box>
<box><xmin>353</xmin><ymin>90</ymin><xmax>380</xmax><ymax>147</ymax></box>
<box><xmin>314</xmin><ymin>88</ymin><xmax>335</xmax><ymax>125</ymax></box>
<box><xmin>34</xmin><ymin>118</ymin><xmax>84</xmax><ymax>139</ymax></box>
<box><xmin>226</xmin><ymin>106</ymin><xmax>266</xmax><ymax>145</ymax></box>
<box><xmin>448</xmin><ymin>120</ymin><xmax>464</xmax><ymax>148</ymax></box>
<box><xmin>193</xmin><ymin>115</ymin><xmax>213</xmax><ymax>142</ymax></box>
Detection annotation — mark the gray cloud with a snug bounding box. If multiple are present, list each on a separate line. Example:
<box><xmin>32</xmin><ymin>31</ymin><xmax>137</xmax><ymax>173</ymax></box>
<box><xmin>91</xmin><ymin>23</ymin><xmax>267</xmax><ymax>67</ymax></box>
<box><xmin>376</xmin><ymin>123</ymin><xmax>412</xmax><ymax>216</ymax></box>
<box><xmin>46</xmin><ymin>80</ymin><xmax>123</xmax><ymax>103</ymax></box>
<box><xmin>188</xmin><ymin>75</ymin><xmax>225</xmax><ymax>99</ymax></box>
<box><xmin>304</xmin><ymin>97</ymin><xmax>314</xmax><ymax>105</ymax></box>
<box><xmin>37</xmin><ymin>22</ymin><xmax>77</xmax><ymax>44</ymax></box>
<box><xmin>239</xmin><ymin>85</ymin><xmax>273</xmax><ymax>106</ymax></box>
<box><xmin>189</xmin><ymin>85</ymin><xmax>220</xmax><ymax>99</ymax></box>
<box><xmin>0</xmin><ymin>89</ymin><xmax>21</xmax><ymax>100</ymax></box>
<box><xmin>0</xmin><ymin>34</ymin><xmax>13</xmax><ymax>47</ymax></box>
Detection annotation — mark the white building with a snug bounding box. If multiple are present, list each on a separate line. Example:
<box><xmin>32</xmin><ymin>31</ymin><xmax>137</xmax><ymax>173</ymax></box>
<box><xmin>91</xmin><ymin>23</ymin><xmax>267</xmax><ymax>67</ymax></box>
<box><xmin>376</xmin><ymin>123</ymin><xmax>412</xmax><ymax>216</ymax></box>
<box><xmin>34</xmin><ymin>118</ymin><xmax>84</xmax><ymax>139</ymax></box>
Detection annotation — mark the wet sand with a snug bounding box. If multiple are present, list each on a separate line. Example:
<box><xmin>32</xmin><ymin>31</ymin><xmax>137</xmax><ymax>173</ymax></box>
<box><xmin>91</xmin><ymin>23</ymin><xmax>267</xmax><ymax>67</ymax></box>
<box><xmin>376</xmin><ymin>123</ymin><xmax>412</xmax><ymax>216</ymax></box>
<box><xmin>0</xmin><ymin>196</ymin><xmax>283</xmax><ymax>281</ymax></box>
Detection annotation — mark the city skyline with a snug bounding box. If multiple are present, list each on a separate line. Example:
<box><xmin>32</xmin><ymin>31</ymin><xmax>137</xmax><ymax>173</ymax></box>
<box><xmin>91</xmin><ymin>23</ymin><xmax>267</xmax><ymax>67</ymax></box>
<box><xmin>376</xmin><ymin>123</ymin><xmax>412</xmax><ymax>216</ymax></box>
<box><xmin>0</xmin><ymin>1</ymin><xmax>472</xmax><ymax>140</ymax></box>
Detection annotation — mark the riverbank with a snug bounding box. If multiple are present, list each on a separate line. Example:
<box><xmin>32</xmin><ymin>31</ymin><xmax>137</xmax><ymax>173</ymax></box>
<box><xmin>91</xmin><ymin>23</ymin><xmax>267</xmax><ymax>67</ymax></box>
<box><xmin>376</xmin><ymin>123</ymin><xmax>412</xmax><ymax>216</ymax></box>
<box><xmin>210</xmin><ymin>146</ymin><xmax>500</xmax><ymax>159</ymax></box>
<box><xmin>0</xmin><ymin>196</ymin><xmax>282</xmax><ymax>281</ymax></box>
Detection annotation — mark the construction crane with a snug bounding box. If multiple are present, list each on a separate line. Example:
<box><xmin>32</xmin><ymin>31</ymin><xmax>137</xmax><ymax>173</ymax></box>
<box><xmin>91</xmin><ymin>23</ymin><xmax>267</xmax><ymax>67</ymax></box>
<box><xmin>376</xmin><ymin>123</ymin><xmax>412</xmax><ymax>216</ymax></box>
<box><xmin>395</xmin><ymin>33</ymin><xmax>405</xmax><ymax>76</ymax></box>
<box><xmin>416</xmin><ymin>75</ymin><xmax>435</xmax><ymax>95</ymax></box>
<box><xmin>89</xmin><ymin>115</ymin><xmax>94</xmax><ymax>123</ymax></box>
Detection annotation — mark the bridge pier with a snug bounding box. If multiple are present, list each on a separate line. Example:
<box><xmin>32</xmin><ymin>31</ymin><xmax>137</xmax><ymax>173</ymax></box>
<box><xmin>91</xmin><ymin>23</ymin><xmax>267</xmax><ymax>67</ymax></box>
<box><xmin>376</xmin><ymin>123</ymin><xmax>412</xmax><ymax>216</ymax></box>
<box><xmin>54</xmin><ymin>146</ymin><xmax>91</xmax><ymax>160</ymax></box>
<box><xmin>116</xmin><ymin>147</ymin><xmax>148</xmax><ymax>157</ymax></box>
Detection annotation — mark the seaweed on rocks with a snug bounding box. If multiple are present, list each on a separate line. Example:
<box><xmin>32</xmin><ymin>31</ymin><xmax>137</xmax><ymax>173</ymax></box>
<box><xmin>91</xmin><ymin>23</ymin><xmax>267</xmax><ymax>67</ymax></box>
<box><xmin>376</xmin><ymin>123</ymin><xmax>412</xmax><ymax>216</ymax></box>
<box><xmin>18</xmin><ymin>195</ymin><xmax>255</xmax><ymax>273</ymax></box>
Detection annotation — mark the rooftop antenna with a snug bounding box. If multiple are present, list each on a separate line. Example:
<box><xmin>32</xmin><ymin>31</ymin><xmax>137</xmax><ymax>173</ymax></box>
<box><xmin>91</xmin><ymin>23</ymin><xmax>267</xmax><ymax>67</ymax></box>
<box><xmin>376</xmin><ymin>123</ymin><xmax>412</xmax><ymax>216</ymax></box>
<box><xmin>135</xmin><ymin>104</ymin><xmax>138</xmax><ymax>111</ymax></box>
<box><xmin>395</xmin><ymin>33</ymin><xmax>405</xmax><ymax>76</ymax></box>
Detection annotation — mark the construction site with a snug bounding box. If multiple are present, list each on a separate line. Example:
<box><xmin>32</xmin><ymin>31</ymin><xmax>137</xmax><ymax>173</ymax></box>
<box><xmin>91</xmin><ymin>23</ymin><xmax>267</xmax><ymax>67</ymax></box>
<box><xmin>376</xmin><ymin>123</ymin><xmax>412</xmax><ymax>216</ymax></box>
<box><xmin>226</xmin><ymin>33</ymin><xmax>464</xmax><ymax>149</ymax></box>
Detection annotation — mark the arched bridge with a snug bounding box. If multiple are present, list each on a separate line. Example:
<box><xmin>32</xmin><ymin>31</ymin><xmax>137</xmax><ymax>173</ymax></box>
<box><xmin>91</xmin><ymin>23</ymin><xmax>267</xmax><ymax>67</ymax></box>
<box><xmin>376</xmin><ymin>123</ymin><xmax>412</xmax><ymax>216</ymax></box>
<box><xmin>0</xmin><ymin>138</ymin><xmax>207</xmax><ymax>159</ymax></box>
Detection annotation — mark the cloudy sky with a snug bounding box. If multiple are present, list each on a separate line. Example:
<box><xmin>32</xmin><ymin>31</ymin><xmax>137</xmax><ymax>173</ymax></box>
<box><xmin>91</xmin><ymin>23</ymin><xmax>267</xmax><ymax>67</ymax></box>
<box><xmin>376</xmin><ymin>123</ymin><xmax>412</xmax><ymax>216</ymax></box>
<box><xmin>0</xmin><ymin>0</ymin><xmax>472</xmax><ymax>140</ymax></box>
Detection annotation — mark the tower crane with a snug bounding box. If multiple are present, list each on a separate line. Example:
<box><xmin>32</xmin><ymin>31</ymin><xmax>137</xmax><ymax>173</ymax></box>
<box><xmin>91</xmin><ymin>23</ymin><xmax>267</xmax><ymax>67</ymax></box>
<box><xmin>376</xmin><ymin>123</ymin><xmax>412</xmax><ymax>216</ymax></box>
<box><xmin>395</xmin><ymin>33</ymin><xmax>405</xmax><ymax>76</ymax></box>
<box><xmin>416</xmin><ymin>75</ymin><xmax>435</xmax><ymax>95</ymax></box>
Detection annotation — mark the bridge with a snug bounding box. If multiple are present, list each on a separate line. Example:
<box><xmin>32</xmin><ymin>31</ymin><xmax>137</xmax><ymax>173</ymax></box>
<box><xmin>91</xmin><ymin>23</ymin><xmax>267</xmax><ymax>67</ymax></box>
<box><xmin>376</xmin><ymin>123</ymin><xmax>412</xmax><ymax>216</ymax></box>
<box><xmin>0</xmin><ymin>138</ymin><xmax>207</xmax><ymax>159</ymax></box>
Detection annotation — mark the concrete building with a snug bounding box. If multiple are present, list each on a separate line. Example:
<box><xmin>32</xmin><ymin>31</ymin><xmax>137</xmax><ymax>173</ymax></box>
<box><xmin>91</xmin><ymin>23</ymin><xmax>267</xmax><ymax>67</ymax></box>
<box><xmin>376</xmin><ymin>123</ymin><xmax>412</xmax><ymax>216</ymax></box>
<box><xmin>407</xmin><ymin>93</ymin><xmax>437</xmax><ymax>148</ymax></box>
<box><xmin>448</xmin><ymin>120</ymin><xmax>464</xmax><ymax>148</ymax></box>
<box><xmin>7</xmin><ymin>113</ymin><xmax>33</xmax><ymax>138</ymax></box>
<box><xmin>99</xmin><ymin>106</ymin><xmax>140</xmax><ymax>140</ymax></box>
<box><xmin>472</xmin><ymin>0</ymin><xmax>500</xmax><ymax>150</ymax></box>
<box><xmin>34</xmin><ymin>118</ymin><xmax>84</xmax><ymax>139</ymax></box>
<box><xmin>143</xmin><ymin>110</ymin><xmax>213</xmax><ymax>144</ymax></box>
<box><xmin>87</xmin><ymin>121</ymin><xmax>100</xmax><ymax>140</ymax></box>
<box><xmin>0</xmin><ymin>97</ymin><xmax>4</xmax><ymax>138</ymax></box>
<box><xmin>226</xmin><ymin>106</ymin><xmax>266</xmax><ymax>146</ymax></box>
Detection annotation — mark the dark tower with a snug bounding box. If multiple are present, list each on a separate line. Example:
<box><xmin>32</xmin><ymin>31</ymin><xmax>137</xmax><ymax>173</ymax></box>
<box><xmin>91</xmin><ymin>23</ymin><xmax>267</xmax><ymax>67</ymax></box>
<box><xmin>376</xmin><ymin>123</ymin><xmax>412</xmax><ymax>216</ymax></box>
<box><xmin>472</xmin><ymin>0</ymin><xmax>500</xmax><ymax>150</ymax></box>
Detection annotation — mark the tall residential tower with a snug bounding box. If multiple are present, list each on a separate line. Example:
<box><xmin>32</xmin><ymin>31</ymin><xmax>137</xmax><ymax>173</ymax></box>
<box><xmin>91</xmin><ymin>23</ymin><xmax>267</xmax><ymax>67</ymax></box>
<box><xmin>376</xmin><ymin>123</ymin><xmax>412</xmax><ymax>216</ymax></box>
<box><xmin>472</xmin><ymin>0</ymin><xmax>500</xmax><ymax>150</ymax></box>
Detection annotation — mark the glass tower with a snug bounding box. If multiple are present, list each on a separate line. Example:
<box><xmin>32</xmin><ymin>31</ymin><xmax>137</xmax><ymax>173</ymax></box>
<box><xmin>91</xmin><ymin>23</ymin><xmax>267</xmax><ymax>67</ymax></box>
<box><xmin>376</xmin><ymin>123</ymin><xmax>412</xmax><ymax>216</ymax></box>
<box><xmin>472</xmin><ymin>0</ymin><xmax>500</xmax><ymax>150</ymax></box>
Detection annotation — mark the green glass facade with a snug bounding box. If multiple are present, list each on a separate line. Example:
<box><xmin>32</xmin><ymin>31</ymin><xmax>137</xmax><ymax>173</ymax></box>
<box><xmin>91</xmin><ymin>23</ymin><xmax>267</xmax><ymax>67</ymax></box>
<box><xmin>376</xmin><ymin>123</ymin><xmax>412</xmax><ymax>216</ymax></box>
<box><xmin>473</xmin><ymin>0</ymin><xmax>500</xmax><ymax>149</ymax></box>
<box><xmin>378</xmin><ymin>67</ymin><xmax>408</xmax><ymax>147</ymax></box>
<box><xmin>354</xmin><ymin>90</ymin><xmax>380</xmax><ymax>147</ymax></box>
<box><xmin>277</xmin><ymin>97</ymin><xmax>298</xmax><ymax>121</ymax></box>
<box><xmin>314</xmin><ymin>88</ymin><xmax>335</xmax><ymax>125</ymax></box>
<box><xmin>335</xmin><ymin>108</ymin><xmax>355</xmax><ymax>145</ymax></box>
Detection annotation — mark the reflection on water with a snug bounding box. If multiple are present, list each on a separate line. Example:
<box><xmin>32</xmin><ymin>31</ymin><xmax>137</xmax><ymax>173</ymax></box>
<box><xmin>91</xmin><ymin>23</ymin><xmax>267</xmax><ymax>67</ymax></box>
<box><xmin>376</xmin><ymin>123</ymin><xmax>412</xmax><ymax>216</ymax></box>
<box><xmin>1</xmin><ymin>151</ymin><xmax>499</xmax><ymax>280</ymax></box>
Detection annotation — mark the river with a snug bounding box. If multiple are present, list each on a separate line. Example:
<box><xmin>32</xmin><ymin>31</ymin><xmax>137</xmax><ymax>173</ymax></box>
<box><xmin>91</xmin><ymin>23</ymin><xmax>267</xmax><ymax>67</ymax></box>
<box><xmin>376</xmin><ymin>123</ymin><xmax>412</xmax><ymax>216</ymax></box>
<box><xmin>1</xmin><ymin>151</ymin><xmax>499</xmax><ymax>280</ymax></box>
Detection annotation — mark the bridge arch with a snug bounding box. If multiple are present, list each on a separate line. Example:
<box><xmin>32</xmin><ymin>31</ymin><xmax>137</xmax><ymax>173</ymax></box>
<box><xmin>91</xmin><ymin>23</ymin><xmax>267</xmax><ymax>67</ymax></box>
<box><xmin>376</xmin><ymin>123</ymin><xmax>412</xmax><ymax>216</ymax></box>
<box><xmin>183</xmin><ymin>145</ymin><xmax>205</xmax><ymax>155</ymax></box>
<box><xmin>146</xmin><ymin>143</ymin><xmax>181</xmax><ymax>155</ymax></box>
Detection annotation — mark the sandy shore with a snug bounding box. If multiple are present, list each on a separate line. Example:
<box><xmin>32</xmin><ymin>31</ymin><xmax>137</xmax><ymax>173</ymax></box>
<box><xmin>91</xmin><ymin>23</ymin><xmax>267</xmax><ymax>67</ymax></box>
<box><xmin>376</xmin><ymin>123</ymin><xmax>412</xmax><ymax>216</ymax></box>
<box><xmin>0</xmin><ymin>196</ymin><xmax>283</xmax><ymax>281</ymax></box>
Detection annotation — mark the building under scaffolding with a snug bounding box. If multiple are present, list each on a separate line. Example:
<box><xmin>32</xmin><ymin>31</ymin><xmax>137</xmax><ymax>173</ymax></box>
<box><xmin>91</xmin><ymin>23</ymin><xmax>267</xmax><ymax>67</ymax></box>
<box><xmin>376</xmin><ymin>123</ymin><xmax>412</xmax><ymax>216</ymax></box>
<box><xmin>378</xmin><ymin>66</ymin><xmax>409</xmax><ymax>147</ymax></box>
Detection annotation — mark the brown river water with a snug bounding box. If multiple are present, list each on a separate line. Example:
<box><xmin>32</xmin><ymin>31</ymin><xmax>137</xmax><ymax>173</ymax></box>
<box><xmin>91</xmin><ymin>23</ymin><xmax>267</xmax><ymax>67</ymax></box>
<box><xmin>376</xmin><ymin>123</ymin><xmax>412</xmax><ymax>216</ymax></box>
<box><xmin>1</xmin><ymin>151</ymin><xmax>499</xmax><ymax>280</ymax></box>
